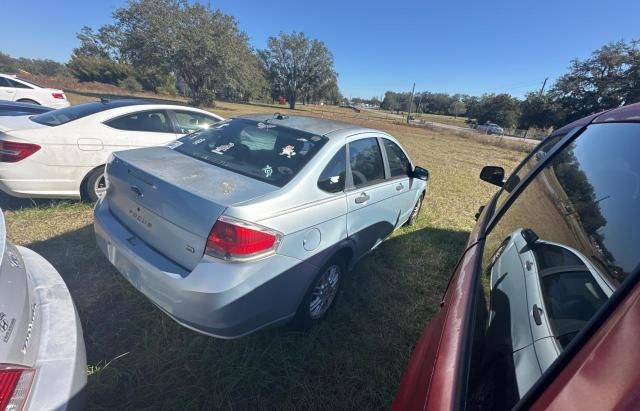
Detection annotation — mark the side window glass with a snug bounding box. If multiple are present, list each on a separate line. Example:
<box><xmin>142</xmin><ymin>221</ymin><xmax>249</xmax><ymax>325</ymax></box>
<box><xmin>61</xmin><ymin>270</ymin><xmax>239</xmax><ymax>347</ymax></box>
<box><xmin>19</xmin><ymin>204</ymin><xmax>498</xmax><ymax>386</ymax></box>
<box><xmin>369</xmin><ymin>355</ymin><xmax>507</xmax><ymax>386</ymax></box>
<box><xmin>106</xmin><ymin>111</ymin><xmax>172</xmax><ymax>133</ymax></box>
<box><xmin>174</xmin><ymin>111</ymin><xmax>219</xmax><ymax>134</ymax></box>
<box><xmin>318</xmin><ymin>146</ymin><xmax>346</xmax><ymax>193</ymax></box>
<box><xmin>0</xmin><ymin>78</ymin><xmax>12</xmax><ymax>87</ymax></box>
<box><xmin>382</xmin><ymin>138</ymin><xmax>411</xmax><ymax>178</ymax></box>
<box><xmin>494</xmin><ymin>133</ymin><xmax>566</xmax><ymax>212</ymax></box>
<box><xmin>8</xmin><ymin>79</ymin><xmax>32</xmax><ymax>89</ymax></box>
<box><xmin>348</xmin><ymin>138</ymin><xmax>385</xmax><ymax>187</ymax></box>
<box><xmin>468</xmin><ymin>123</ymin><xmax>640</xmax><ymax>409</ymax></box>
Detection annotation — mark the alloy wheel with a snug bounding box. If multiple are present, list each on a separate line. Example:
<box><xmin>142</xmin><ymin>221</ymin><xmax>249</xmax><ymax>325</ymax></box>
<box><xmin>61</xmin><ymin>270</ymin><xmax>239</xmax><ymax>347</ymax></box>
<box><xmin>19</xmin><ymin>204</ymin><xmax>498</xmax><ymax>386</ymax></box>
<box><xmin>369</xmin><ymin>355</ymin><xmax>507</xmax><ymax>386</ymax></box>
<box><xmin>309</xmin><ymin>264</ymin><xmax>341</xmax><ymax>320</ymax></box>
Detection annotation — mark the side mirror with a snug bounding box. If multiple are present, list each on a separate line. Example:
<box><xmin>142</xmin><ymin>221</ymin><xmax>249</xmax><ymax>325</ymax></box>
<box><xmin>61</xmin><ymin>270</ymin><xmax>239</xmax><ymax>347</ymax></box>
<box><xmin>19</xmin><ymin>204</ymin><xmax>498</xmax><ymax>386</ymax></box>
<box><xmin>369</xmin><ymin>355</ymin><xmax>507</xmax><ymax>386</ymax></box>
<box><xmin>413</xmin><ymin>166</ymin><xmax>429</xmax><ymax>181</ymax></box>
<box><xmin>480</xmin><ymin>166</ymin><xmax>505</xmax><ymax>187</ymax></box>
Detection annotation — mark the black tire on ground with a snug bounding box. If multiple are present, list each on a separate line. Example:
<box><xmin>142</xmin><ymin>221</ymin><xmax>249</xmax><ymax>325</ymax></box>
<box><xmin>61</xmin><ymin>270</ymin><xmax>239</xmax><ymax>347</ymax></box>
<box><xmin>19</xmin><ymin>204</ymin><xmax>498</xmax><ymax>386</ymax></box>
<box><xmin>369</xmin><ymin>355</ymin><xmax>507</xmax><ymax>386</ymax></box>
<box><xmin>405</xmin><ymin>192</ymin><xmax>425</xmax><ymax>226</ymax></box>
<box><xmin>83</xmin><ymin>166</ymin><xmax>106</xmax><ymax>202</ymax></box>
<box><xmin>16</xmin><ymin>99</ymin><xmax>40</xmax><ymax>105</ymax></box>
<box><xmin>292</xmin><ymin>255</ymin><xmax>345</xmax><ymax>330</ymax></box>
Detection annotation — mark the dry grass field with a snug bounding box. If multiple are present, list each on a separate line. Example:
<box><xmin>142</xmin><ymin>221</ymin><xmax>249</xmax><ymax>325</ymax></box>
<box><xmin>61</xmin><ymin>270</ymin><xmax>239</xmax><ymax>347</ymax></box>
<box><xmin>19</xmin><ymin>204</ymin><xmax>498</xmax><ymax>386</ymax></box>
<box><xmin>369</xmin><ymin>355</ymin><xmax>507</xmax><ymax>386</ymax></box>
<box><xmin>1</xmin><ymin>94</ymin><xmax>529</xmax><ymax>410</ymax></box>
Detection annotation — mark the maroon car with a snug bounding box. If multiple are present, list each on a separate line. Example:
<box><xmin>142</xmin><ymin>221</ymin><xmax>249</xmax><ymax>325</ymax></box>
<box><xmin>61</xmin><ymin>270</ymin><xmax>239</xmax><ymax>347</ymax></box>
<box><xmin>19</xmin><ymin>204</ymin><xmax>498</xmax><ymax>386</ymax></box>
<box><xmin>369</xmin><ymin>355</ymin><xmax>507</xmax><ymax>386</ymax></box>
<box><xmin>393</xmin><ymin>103</ymin><xmax>640</xmax><ymax>410</ymax></box>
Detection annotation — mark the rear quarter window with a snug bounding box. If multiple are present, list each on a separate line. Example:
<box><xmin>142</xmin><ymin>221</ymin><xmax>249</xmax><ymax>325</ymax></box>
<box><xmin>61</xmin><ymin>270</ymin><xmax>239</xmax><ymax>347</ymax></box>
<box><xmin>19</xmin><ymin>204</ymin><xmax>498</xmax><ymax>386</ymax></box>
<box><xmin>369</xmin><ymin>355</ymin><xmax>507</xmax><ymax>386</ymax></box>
<box><xmin>172</xmin><ymin>119</ymin><xmax>327</xmax><ymax>187</ymax></box>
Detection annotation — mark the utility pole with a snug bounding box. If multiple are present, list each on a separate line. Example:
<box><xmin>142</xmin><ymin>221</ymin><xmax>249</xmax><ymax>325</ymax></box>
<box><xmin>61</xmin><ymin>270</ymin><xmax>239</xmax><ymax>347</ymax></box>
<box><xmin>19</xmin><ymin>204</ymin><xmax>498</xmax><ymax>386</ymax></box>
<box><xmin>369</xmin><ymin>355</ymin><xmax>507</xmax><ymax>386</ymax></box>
<box><xmin>406</xmin><ymin>82</ymin><xmax>416</xmax><ymax>124</ymax></box>
<box><xmin>524</xmin><ymin>77</ymin><xmax>549</xmax><ymax>140</ymax></box>
<box><xmin>539</xmin><ymin>77</ymin><xmax>548</xmax><ymax>95</ymax></box>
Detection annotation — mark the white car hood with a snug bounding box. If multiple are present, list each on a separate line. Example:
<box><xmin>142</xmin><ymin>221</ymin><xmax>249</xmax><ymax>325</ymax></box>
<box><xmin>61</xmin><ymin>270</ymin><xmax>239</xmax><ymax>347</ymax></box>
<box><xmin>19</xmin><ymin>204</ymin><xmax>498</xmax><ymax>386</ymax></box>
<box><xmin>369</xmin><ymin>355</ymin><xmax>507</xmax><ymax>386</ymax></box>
<box><xmin>0</xmin><ymin>115</ymin><xmax>47</xmax><ymax>132</ymax></box>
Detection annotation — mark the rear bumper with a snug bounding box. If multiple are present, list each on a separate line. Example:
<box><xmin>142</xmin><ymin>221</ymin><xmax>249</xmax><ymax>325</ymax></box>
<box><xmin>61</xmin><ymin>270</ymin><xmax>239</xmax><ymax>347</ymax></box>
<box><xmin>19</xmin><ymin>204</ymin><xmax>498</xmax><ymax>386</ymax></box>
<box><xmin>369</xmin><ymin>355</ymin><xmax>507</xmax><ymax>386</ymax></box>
<box><xmin>18</xmin><ymin>246</ymin><xmax>86</xmax><ymax>411</ymax></box>
<box><xmin>0</xmin><ymin>160</ymin><xmax>82</xmax><ymax>199</ymax></box>
<box><xmin>94</xmin><ymin>197</ymin><xmax>319</xmax><ymax>338</ymax></box>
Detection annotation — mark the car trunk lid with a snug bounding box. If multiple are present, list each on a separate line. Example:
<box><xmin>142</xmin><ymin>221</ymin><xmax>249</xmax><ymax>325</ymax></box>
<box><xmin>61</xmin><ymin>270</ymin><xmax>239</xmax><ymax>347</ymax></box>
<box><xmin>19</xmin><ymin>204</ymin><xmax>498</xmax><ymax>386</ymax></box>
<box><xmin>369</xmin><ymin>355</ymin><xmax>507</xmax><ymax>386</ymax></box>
<box><xmin>106</xmin><ymin>147</ymin><xmax>279</xmax><ymax>270</ymax></box>
<box><xmin>0</xmin><ymin>116</ymin><xmax>45</xmax><ymax>133</ymax></box>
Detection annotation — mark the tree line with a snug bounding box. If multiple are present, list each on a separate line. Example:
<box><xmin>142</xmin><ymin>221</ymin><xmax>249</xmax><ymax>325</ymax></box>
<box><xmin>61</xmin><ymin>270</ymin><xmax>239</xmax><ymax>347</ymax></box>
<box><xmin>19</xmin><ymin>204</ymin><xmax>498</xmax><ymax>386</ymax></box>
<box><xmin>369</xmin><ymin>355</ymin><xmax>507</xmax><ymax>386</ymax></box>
<box><xmin>2</xmin><ymin>0</ymin><xmax>340</xmax><ymax>109</ymax></box>
<box><xmin>378</xmin><ymin>40</ymin><xmax>640</xmax><ymax>130</ymax></box>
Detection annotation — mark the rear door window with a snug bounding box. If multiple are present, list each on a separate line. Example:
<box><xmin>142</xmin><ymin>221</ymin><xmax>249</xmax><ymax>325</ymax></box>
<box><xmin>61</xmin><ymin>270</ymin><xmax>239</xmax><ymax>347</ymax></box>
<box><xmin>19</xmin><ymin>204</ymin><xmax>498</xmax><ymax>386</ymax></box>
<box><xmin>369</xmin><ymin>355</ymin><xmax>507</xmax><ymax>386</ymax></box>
<box><xmin>173</xmin><ymin>110</ymin><xmax>220</xmax><ymax>134</ymax></box>
<box><xmin>318</xmin><ymin>146</ymin><xmax>346</xmax><ymax>193</ymax></box>
<box><xmin>172</xmin><ymin>119</ymin><xmax>327</xmax><ymax>187</ymax></box>
<box><xmin>348</xmin><ymin>138</ymin><xmax>385</xmax><ymax>188</ymax></box>
<box><xmin>8</xmin><ymin>79</ymin><xmax>32</xmax><ymax>89</ymax></box>
<box><xmin>106</xmin><ymin>110</ymin><xmax>173</xmax><ymax>133</ymax></box>
<box><xmin>467</xmin><ymin>123</ymin><xmax>640</xmax><ymax>409</ymax></box>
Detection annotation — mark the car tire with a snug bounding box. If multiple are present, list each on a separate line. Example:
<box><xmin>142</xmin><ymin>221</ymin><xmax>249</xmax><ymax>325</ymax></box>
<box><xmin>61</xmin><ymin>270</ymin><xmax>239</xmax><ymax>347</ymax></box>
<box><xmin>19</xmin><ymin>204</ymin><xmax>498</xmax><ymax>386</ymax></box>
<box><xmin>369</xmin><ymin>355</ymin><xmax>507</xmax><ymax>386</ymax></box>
<box><xmin>292</xmin><ymin>256</ymin><xmax>345</xmax><ymax>330</ymax></box>
<box><xmin>83</xmin><ymin>166</ymin><xmax>107</xmax><ymax>202</ymax></box>
<box><xmin>16</xmin><ymin>99</ymin><xmax>40</xmax><ymax>105</ymax></box>
<box><xmin>405</xmin><ymin>192</ymin><xmax>424</xmax><ymax>226</ymax></box>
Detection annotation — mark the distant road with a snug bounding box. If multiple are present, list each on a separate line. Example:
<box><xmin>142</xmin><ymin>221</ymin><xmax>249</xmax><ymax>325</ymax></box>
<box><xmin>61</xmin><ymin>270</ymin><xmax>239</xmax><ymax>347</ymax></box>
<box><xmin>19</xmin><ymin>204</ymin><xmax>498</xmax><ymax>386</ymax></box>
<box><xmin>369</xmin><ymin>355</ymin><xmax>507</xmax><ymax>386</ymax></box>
<box><xmin>363</xmin><ymin>108</ymin><xmax>539</xmax><ymax>145</ymax></box>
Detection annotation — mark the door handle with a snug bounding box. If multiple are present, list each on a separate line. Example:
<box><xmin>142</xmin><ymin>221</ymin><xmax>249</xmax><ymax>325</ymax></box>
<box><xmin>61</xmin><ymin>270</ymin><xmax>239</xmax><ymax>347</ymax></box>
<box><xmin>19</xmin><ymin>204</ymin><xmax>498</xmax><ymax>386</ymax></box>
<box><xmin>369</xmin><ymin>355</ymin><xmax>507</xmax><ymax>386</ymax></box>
<box><xmin>354</xmin><ymin>192</ymin><xmax>370</xmax><ymax>204</ymax></box>
<box><xmin>532</xmin><ymin>304</ymin><xmax>543</xmax><ymax>326</ymax></box>
<box><xmin>396</xmin><ymin>183</ymin><xmax>404</xmax><ymax>191</ymax></box>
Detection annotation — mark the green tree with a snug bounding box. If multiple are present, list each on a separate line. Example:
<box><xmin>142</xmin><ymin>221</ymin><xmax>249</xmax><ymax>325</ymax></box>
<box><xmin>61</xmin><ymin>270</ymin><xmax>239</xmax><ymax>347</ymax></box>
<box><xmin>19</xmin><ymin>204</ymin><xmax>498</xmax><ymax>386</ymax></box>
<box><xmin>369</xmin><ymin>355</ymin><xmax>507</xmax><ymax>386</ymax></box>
<box><xmin>474</xmin><ymin>93</ymin><xmax>521</xmax><ymax>128</ymax></box>
<box><xmin>72</xmin><ymin>0</ymin><xmax>266</xmax><ymax>104</ymax></box>
<box><xmin>518</xmin><ymin>92</ymin><xmax>560</xmax><ymax>129</ymax></box>
<box><xmin>450</xmin><ymin>100</ymin><xmax>467</xmax><ymax>118</ymax></box>
<box><xmin>551</xmin><ymin>40</ymin><xmax>640</xmax><ymax>124</ymax></box>
<box><xmin>260</xmin><ymin>32</ymin><xmax>338</xmax><ymax>109</ymax></box>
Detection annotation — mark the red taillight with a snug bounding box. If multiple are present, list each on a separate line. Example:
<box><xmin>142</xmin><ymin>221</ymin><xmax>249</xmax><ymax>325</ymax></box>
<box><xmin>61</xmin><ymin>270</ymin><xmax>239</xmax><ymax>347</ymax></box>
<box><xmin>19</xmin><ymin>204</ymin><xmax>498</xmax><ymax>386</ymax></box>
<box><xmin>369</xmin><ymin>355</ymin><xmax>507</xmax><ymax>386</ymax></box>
<box><xmin>51</xmin><ymin>92</ymin><xmax>65</xmax><ymax>99</ymax></box>
<box><xmin>0</xmin><ymin>141</ymin><xmax>41</xmax><ymax>163</ymax></box>
<box><xmin>0</xmin><ymin>365</ymin><xmax>35</xmax><ymax>411</ymax></box>
<box><xmin>206</xmin><ymin>216</ymin><xmax>281</xmax><ymax>261</ymax></box>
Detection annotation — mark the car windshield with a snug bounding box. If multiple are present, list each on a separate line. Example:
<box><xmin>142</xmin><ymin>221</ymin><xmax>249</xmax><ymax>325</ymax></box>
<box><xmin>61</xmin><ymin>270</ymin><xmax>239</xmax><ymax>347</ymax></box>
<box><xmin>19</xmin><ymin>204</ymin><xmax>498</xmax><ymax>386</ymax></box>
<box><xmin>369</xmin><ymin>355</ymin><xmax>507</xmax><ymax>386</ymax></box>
<box><xmin>172</xmin><ymin>118</ymin><xmax>328</xmax><ymax>187</ymax></box>
<box><xmin>31</xmin><ymin>101</ymin><xmax>138</xmax><ymax>126</ymax></box>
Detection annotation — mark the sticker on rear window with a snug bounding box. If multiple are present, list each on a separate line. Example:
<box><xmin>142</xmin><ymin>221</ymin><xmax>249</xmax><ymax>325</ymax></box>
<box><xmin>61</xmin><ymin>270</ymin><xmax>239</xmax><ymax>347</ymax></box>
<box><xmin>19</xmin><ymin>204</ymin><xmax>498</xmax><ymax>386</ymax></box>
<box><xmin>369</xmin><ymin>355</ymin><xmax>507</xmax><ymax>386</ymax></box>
<box><xmin>212</xmin><ymin>142</ymin><xmax>234</xmax><ymax>154</ymax></box>
<box><xmin>257</xmin><ymin>122</ymin><xmax>276</xmax><ymax>129</ymax></box>
<box><xmin>280</xmin><ymin>145</ymin><xmax>296</xmax><ymax>158</ymax></box>
<box><xmin>262</xmin><ymin>164</ymin><xmax>273</xmax><ymax>178</ymax></box>
<box><xmin>330</xmin><ymin>175</ymin><xmax>340</xmax><ymax>184</ymax></box>
<box><xmin>167</xmin><ymin>141</ymin><xmax>183</xmax><ymax>149</ymax></box>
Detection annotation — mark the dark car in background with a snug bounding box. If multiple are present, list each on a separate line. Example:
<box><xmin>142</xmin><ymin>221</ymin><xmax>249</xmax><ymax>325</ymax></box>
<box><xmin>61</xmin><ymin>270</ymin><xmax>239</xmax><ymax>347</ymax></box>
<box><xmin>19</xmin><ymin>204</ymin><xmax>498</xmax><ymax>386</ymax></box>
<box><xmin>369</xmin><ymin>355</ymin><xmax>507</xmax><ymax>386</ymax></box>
<box><xmin>393</xmin><ymin>103</ymin><xmax>640</xmax><ymax>410</ymax></box>
<box><xmin>0</xmin><ymin>100</ymin><xmax>52</xmax><ymax>117</ymax></box>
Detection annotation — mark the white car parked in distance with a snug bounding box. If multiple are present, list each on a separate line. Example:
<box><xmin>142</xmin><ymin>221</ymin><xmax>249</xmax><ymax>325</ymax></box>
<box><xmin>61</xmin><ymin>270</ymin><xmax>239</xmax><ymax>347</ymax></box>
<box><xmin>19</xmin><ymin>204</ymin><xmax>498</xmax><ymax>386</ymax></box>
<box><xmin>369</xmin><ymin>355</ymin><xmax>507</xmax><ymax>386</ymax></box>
<box><xmin>0</xmin><ymin>74</ymin><xmax>70</xmax><ymax>108</ymax></box>
<box><xmin>0</xmin><ymin>99</ymin><xmax>224</xmax><ymax>201</ymax></box>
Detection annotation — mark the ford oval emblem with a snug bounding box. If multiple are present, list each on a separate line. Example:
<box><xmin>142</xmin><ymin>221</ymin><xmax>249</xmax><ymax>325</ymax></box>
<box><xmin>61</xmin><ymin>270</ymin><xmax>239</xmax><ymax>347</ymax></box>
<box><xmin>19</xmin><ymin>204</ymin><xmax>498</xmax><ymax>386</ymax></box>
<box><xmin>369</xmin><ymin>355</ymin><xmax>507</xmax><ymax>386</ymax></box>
<box><xmin>130</xmin><ymin>186</ymin><xmax>144</xmax><ymax>197</ymax></box>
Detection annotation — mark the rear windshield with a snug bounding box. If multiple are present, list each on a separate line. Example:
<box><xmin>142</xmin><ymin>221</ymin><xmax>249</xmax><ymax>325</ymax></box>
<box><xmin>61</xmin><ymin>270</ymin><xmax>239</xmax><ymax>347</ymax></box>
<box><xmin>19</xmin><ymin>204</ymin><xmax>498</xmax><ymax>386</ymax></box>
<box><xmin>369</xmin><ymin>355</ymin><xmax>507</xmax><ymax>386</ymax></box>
<box><xmin>30</xmin><ymin>100</ymin><xmax>148</xmax><ymax>126</ymax></box>
<box><xmin>30</xmin><ymin>102</ymin><xmax>114</xmax><ymax>126</ymax></box>
<box><xmin>172</xmin><ymin>118</ymin><xmax>328</xmax><ymax>187</ymax></box>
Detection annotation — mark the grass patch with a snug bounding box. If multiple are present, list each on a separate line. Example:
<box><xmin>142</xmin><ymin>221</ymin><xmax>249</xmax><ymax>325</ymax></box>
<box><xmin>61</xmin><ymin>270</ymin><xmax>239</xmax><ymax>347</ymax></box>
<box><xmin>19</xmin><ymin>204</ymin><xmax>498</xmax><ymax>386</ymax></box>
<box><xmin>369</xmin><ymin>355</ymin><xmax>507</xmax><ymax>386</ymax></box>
<box><xmin>0</xmin><ymin>103</ymin><xmax>525</xmax><ymax>410</ymax></box>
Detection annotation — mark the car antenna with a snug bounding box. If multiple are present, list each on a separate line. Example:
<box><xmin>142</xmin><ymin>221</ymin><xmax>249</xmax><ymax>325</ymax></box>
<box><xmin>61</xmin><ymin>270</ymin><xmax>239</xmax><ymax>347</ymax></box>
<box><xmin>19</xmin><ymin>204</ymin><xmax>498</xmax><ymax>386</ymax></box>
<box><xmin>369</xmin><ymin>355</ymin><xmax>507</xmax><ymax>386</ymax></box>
<box><xmin>273</xmin><ymin>112</ymin><xmax>288</xmax><ymax>120</ymax></box>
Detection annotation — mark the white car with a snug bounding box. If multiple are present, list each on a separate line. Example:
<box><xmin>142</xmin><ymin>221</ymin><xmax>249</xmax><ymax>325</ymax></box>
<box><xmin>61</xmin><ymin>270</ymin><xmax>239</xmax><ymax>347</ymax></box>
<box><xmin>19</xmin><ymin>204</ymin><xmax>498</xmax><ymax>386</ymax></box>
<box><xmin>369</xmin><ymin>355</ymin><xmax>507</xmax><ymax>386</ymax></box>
<box><xmin>0</xmin><ymin>99</ymin><xmax>223</xmax><ymax>201</ymax></box>
<box><xmin>0</xmin><ymin>74</ymin><xmax>70</xmax><ymax>108</ymax></box>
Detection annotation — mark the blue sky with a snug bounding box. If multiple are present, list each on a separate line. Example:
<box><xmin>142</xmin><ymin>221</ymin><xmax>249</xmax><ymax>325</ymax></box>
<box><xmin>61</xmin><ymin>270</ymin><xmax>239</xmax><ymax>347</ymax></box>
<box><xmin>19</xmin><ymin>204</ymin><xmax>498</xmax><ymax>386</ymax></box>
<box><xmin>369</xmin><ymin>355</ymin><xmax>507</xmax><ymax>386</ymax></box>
<box><xmin>2</xmin><ymin>0</ymin><xmax>639</xmax><ymax>98</ymax></box>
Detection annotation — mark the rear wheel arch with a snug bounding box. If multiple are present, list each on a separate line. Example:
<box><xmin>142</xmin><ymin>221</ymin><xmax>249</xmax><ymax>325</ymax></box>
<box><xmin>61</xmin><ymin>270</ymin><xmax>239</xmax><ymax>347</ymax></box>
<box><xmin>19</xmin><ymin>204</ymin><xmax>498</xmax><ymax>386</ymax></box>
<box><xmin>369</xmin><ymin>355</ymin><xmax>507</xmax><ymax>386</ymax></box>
<box><xmin>16</xmin><ymin>98</ymin><xmax>40</xmax><ymax>105</ymax></box>
<box><xmin>80</xmin><ymin>164</ymin><xmax>106</xmax><ymax>202</ymax></box>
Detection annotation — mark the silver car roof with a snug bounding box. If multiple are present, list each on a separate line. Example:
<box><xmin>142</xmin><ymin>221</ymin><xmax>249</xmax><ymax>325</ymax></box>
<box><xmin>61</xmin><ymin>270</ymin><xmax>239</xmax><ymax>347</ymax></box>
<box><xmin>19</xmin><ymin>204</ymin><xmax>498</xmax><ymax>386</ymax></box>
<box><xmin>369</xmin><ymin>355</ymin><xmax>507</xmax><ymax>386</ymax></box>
<box><xmin>236</xmin><ymin>114</ymin><xmax>378</xmax><ymax>138</ymax></box>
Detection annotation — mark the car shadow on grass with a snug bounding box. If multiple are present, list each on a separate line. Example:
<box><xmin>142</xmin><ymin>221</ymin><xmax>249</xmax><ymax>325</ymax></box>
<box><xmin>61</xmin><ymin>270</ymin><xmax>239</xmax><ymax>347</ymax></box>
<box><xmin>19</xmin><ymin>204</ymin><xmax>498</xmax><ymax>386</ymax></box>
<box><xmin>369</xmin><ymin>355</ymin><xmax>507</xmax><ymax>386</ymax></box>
<box><xmin>26</xmin><ymin>223</ymin><xmax>469</xmax><ymax>411</ymax></box>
